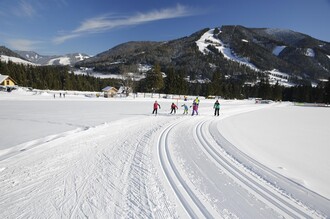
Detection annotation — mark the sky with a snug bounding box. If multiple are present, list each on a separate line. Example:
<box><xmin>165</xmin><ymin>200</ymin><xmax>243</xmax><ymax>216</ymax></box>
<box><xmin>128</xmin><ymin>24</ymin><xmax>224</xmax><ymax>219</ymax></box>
<box><xmin>0</xmin><ymin>0</ymin><xmax>330</xmax><ymax>56</ymax></box>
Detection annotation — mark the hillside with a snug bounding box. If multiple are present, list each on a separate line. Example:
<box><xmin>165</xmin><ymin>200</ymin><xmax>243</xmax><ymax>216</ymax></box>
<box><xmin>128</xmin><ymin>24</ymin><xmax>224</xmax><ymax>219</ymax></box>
<box><xmin>2</xmin><ymin>25</ymin><xmax>330</xmax><ymax>87</ymax></box>
<box><xmin>76</xmin><ymin>29</ymin><xmax>214</xmax><ymax>78</ymax></box>
<box><xmin>1</xmin><ymin>46</ymin><xmax>90</xmax><ymax>67</ymax></box>
<box><xmin>75</xmin><ymin>25</ymin><xmax>330</xmax><ymax>85</ymax></box>
<box><xmin>0</xmin><ymin>46</ymin><xmax>23</xmax><ymax>59</ymax></box>
<box><xmin>15</xmin><ymin>51</ymin><xmax>90</xmax><ymax>66</ymax></box>
<box><xmin>0</xmin><ymin>46</ymin><xmax>37</xmax><ymax>66</ymax></box>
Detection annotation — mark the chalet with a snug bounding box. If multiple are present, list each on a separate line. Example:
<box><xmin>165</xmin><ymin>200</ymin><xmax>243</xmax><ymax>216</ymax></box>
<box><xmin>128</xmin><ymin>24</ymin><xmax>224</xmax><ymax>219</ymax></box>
<box><xmin>102</xmin><ymin>86</ymin><xmax>118</xmax><ymax>98</ymax></box>
<box><xmin>0</xmin><ymin>74</ymin><xmax>16</xmax><ymax>87</ymax></box>
<box><xmin>0</xmin><ymin>74</ymin><xmax>17</xmax><ymax>91</ymax></box>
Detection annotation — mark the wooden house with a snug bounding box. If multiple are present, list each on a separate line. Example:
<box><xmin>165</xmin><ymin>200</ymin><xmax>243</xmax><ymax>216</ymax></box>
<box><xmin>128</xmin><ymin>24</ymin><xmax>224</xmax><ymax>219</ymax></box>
<box><xmin>0</xmin><ymin>74</ymin><xmax>17</xmax><ymax>87</ymax></box>
<box><xmin>102</xmin><ymin>86</ymin><xmax>118</xmax><ymax>98</ymax></box>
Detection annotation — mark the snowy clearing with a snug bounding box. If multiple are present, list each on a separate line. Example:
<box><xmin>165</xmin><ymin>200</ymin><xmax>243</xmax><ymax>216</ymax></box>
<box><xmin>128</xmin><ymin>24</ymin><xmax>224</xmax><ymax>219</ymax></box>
<box><xmin>0</xmin><ymin>89</ymin><xmax>329</xmax><ymax>218</ymax></box>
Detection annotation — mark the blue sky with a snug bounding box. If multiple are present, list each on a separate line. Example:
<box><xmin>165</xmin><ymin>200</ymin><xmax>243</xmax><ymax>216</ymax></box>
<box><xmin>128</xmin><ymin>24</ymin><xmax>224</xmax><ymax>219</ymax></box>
<box><xmin>1</xmin><ymin>0</ymin><xmax>329</xmax><ymax>56</ymax></box>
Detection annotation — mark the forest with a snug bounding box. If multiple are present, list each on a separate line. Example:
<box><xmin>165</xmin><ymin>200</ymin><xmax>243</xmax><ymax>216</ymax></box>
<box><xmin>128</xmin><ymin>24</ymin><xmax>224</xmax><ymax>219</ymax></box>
<box><xmin>0</xmin><ymin>61</ymin><xmax>119</xmax><ymax>91</ymax></box>
<box><xmin>1</xmin><ymin>61</ymin><xmax>330</xmax><ymax>104</ymax></box>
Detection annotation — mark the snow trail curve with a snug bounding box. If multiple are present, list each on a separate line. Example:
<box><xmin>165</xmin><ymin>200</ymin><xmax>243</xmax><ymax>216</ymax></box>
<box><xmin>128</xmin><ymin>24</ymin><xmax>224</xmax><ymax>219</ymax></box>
<box><xmin>194</xmin><ymin>118</ymin><xmax>324</xmax><ymax>218</ymax></box>
<box><xmin>157</xmin><ymin>119</ymin><xmax>222</xmax><ymax>219</ymax></box>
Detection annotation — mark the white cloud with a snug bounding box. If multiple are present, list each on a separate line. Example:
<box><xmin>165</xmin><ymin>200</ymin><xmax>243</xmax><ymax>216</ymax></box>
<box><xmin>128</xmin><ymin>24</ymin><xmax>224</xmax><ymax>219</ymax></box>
<box><xmin>53</xmin><ymin>33</ymin><xmax>81</xmax><ymax>45</ymax></box>
<box><xmin>7</xmin><ymin>39</ymin><xmax>42</xmax><ymax>51</ymax></box>
<box><xmin>14</xmin><ymin>0</ymin><xmax>37</xmax><ymax>17</ymax></box>
<box><xmin>53</xmin><ymin>4</ymin><xmax>196</xmax><ymax>44</ymax></box>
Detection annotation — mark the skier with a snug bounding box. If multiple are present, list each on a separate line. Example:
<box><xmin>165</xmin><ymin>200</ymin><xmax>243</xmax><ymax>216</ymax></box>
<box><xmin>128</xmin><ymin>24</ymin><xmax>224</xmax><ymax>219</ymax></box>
<box><xmin>194</xmin><ymin>96</ymin><xmax>200</xmax><ymax>112</ymax></box>
<box><xmin>214</xmin><ymin>100</ymin><xmax>220</xmax><ymax>116</ymax></box>
<box><xmin>191</xmin><ymin>100</ymin><xmax>198</xmax><ymax>116</ymax></box>
<box><xmin>152</xmin><ymin>101</ymin><xmax>161</xmax><ymax>115</ymax></box>
<box><xmin>181</xmin><ymin>103</ymin><xmax>188</xmax><ymax>115</ymax></box>
<box><xmin>170</xmin><ymin>102</ymin><xmax>178</xmax><ymax>114</ymax></box>
<box><xmin>194</xmin><ymin>97</ymin><xmax>200</xmax><ymax>106</ymax></box>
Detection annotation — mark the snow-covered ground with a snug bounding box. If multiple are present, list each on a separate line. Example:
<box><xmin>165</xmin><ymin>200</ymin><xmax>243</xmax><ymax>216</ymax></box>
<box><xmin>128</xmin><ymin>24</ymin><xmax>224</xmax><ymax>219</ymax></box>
<box><xmin>0</xmin><ymin>89</ymin><xmax>329</xmax><ymax>218</ymax></box>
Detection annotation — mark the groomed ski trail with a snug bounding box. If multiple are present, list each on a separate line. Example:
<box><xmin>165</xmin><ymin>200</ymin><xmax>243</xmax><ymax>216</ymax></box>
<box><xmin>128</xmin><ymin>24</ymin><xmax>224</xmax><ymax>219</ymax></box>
<box><xmin>0</xmin><ymin>116</ymin><xmax>179</xmax><ymax>219</ymax></box>
<box><xmin>157</xmin><ymin>118</ymin><xmax>222</xmax><ymax>218</ymax></box>
<box><xmin>194</xmin><ymin>118</ymin><xmax>326</xmax><ymax>218</ymax></box>
<box><xmin>1</xmin><ymin>102</ymin><xmax>329</xmax><ymax>218</ymax></box>
<box><xmin>154</xmin><ymin>103</ymin><xmax>328</xmax><ymax>218</ymax></box>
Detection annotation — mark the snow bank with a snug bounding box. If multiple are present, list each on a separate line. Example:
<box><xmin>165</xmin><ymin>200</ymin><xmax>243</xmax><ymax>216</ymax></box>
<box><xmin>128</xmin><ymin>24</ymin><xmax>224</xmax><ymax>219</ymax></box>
<box><xmin>219</xmin><ymin>103</ymin><xmax>330</xmax><ymax>199</ymax></box>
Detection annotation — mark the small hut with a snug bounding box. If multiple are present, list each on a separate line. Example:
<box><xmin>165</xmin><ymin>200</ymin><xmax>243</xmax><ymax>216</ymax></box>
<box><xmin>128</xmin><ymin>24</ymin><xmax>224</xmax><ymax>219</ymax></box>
<box><xmin>102</xmin><ymin>86</ymin><xmax>118</xmax><ymax>98</ymax></box>
<box><xmin>0</xmin><ymin>74</ymin><xmax>16</xmax><ymax>86</ymax></box>
<box><xmin>0</xmin><ymin>74</ymin><xmax>17</xmax><ymax>91</ymax></box>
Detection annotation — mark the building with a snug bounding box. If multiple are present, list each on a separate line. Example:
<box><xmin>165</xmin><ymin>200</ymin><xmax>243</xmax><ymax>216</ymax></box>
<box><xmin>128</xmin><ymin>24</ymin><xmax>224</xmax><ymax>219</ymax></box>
<box><xmin>0</xmin><ymin>74</ymin><xmax>16</xmax><ymax>86</ymax></box>
<box><xmin>102</xmin><ymin>86</ymin><xmax>118</xmax><ymax>98</ymax></box>
<box><xmin>0</xmin><ymin>74</ymin><xmax>17</xmax><ymax>91</ymax></box>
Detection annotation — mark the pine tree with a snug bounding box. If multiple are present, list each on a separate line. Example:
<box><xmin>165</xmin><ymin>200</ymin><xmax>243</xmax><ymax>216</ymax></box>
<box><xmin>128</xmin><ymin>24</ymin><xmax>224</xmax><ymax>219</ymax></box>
<box><xmin>144</xmin><ymin>63</ymin><xmax>164</xmax><ymax>92</ymax></box>
<box><xmin>273</xmin><ymin>82</ymin><xmax>283</xmax><ymax>101</ymax></box>
<box><xmin>164</xmin><ymin>67</ymin><xmax>176</xmax><ymax>94</ymax></box>
<box><xmin>324</xmin><ymin>77</ymin><xmax>330</xmax><ymax>104</ymax></box>
<box><xmin>209</xmin><ymin>71</ymin><xmax>222</xmax><ymax>97</ymax></box>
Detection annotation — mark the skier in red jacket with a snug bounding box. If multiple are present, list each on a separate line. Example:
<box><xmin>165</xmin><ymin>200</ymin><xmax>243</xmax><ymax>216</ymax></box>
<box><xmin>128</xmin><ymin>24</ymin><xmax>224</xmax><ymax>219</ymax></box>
<box><xmin>152</xmin><ymin>101</ymin><xmax>161</xmax><ymax>115</ymax></box>
<box><xmin>170</xmin><ymin>102</ymin><xmax>178</xmax><ymax>114</ymax></box>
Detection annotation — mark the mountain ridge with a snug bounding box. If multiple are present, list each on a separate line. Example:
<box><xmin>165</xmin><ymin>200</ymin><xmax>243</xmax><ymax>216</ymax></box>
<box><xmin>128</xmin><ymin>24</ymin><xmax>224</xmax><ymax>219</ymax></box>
<box><xmin>2</xmin><ymin>25</ymin><xmax>330</xmax><ymax>86</ymax></box>
<box><xmin>15</xmin><ymin>51</ymin><xmax>90</xmax><ymax>66</ymax></box>
<box><xmin>75</xmin><ymin>25</ymin><xmax>330</xmax><ymax>85</ymax></box>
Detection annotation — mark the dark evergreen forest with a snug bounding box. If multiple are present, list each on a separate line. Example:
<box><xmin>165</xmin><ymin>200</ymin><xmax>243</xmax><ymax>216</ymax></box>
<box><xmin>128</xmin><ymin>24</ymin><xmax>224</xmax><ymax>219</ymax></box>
<box><xmin>1</xmin><ymin>61</ymin><xmax>330</xmax><ymax>104</ymax></box>
<box><xmin>0</xmin><ymin>61</ymin><xmax>119</xmax><ymax>91</ymax></box>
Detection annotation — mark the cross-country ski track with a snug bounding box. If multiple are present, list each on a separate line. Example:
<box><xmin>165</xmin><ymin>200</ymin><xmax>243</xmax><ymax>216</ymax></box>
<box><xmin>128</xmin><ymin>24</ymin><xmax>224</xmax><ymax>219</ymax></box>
<box><xmin>0</xmin><ymin>101</ymin><xmax>329</xmax><ymax>218</ymax></box>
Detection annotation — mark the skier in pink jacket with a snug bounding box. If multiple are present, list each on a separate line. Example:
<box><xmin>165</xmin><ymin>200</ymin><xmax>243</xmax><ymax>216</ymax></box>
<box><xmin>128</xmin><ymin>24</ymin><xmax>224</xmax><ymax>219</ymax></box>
<box><xmin>152</xmin><ymin>101</ymin><xmax>161</xmax><ymax>115</ymax></box>
<box><xmin>191</xmin><ymin>100</ymin><xmax>198</xmax><ymax>116</ymax></box>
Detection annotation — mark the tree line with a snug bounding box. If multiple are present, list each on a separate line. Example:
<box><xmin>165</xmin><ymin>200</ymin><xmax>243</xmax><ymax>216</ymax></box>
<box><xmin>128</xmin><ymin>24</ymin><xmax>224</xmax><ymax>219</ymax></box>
<box><xmin>138</xmin><ymin>64</ymin><xmax>330</xmax><ymax>104</ymax></box>
<box><xmin>0</xmin><ymin>61</ymin><xmax>119</xmax><ymax>91</ymax></box>
<box><xmin>1</xmin><ymin>61</ymin><xmax>330</xmax><ymax>104</ymax></box>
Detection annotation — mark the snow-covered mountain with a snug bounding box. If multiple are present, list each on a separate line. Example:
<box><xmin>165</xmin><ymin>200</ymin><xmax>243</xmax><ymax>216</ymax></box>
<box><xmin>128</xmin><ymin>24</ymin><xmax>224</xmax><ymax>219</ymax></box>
<box><xmin>76</xmin><ymin>25</ymin><xmax>330</xmax><ymax>86</ymax></box>
<box><xmin>2</xmin><ymin>25</ymin><xmax>330</xmax><ymax>86</ymax></box>
<box><xmin>15</xmin><ymin>50</ymin><xmax>90</xmax><ymax>66</ymax></box>
<box><xmin>0</xmin><ymin>54</ymin><xmax>37</xmax><ymax>66</ymax></box>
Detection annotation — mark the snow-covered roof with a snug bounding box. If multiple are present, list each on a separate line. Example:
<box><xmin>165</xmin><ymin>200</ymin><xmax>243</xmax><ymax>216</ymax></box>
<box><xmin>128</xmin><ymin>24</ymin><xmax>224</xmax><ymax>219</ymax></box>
<box><xmin>0</xmin><ymin>74</ymin><xmax>17</xmax><ymax>85</ymax></box>
<box><xmin>102</xmin><ymin>86</ymin><xmax>117</xmax><ymax>92</ymax></box>
<box><xmin>0</xmin><ymin>74</ymin><xmax>9</xmax><ymax>84</ymax></box>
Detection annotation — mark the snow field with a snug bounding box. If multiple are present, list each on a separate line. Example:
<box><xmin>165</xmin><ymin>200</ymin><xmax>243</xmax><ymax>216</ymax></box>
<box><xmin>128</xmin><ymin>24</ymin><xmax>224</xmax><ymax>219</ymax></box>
<box><xmin>0</xmin><ymin>117</ymin><xmax>179</xmax><ymax>218</ymax></box>
<box><xmin>0</xmin><ymin>89</ymin><xmax>329</xmax><ymax>218</ymax></box>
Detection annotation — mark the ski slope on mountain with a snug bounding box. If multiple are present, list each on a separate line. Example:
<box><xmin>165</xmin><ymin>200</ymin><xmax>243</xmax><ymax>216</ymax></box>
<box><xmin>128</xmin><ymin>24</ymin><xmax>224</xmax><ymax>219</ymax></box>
<box><xmin>0</xmin><ymin>90</ymin><xmax>329</xmax><ymax>218</ymax></box>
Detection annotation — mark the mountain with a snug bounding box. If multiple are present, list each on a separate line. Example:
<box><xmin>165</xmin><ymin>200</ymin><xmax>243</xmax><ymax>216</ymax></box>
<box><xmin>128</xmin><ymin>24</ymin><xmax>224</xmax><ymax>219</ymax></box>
<box><xmin>75</xmin><ymin>29</ymin><xmax>215</xmax><ymax>78</ymax></box>
<box><xmin>0</xmin><ymin>46</ymin><xmax>37</xmax><ymax>66</ymax></box>
<box><xmin>1</xmin><ymin>46</ymin><xmax>24</xmax><ymax>59</ymax></box>
<box><xmin>219</xmin><ymin>26</ymin><xmax>330</xmax><ymax>80</ymax></box>
<box><xmin>75</xmin><ymin>25</ymin><xmax>330</xmax><ymax>85</ymax></box>
<box><xmin>15</xmin><ymin>51</ymin><xmax>90</xmax><ymax>66</ymax></box>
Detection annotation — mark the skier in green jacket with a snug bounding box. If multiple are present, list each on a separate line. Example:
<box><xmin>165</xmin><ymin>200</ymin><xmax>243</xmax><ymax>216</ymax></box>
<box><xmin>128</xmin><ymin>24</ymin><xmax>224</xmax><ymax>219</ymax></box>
<box><xmin>214</xmin><ymin>100</ymin><xmax>220</xmax><ymax>116</ymax></box>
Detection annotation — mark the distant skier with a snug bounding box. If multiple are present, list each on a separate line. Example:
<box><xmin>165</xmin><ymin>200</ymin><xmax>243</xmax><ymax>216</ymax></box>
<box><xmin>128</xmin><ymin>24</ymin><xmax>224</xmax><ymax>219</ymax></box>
<box><xmin>170</xmin><ymin>103</ymin><xmax>178</xmax><ymax>114</ymax></box>
<box><xmin>194</xmin><ymin>97</ymin><xmax>200</xmax><ymax>106</ymax></box>
<box><xmin>194</xmin><ymin>96</ymin><xmax>200</xmax><ymax>112</ymax></box>
<box><xmin>181</xmin><ymin>103</ymin><xmax>188</xmax><ymax>115</ymax></box>
<box><xmin>152</xmin><ymin>101</ymin><xmax>161</xmax><ymax>115</ymax></box>
<box><xmin>191</xmin><ymin>100</ymin><xmax>198</xmax><ymax>116</ymax></box>
<box><xmin>214</xmin><ymin>100</ymin><xmax>220</xmax><ymax>116</ymax></box>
